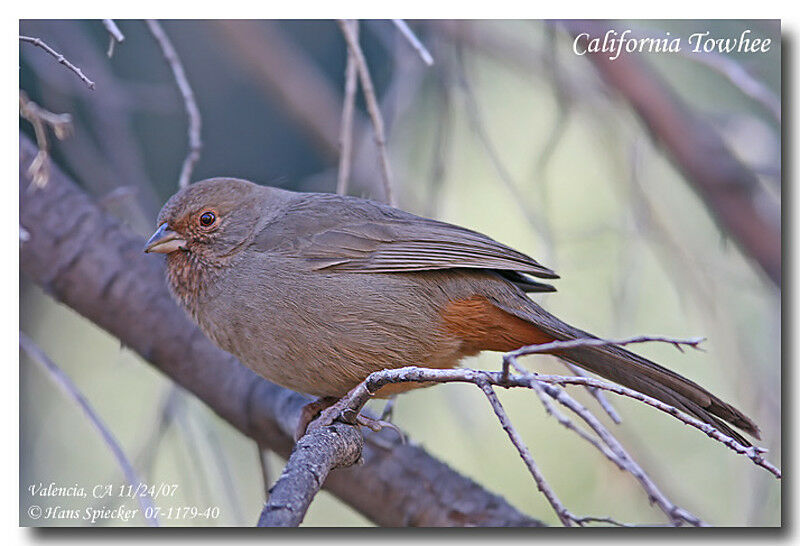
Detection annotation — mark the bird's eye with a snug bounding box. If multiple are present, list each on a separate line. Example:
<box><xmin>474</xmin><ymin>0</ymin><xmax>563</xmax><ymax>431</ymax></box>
<box><xmin>198</xmin><ymin>211</ymin><xmax>216</xmax><ymax>227</ymax></box>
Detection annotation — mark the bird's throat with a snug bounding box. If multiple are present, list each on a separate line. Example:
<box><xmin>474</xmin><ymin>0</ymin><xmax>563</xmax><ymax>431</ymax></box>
<box><xmin>164</xmin><ymin>251</ymin><xmax>221</xmax><ymax>321</ymax></box>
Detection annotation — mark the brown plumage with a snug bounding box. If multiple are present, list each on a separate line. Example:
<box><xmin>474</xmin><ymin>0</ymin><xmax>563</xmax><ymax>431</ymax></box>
<box><xmin>145</xmin><ymin>177</ymin><xmax>760</xmax><ymax>445</ymax></box>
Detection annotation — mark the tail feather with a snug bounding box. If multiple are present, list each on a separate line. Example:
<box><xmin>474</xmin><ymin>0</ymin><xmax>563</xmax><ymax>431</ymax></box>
<box><xmin>495</xmin><ymin>298</ymin><xmax>761</xmax><ymax>445</ymax></box>
<box><xmin>559</xmin><ymin>348</ymin><xmax>758</xmax><ymax>446</ymax></box>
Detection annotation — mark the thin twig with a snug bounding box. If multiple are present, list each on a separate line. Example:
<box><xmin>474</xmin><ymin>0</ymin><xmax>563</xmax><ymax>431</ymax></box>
<box><xmin>305</xmin><ymin>331</ymin><xmax>778</xmax><ymax>525</ymax></box>
<box><xmin>392</xmin><ymin>20</ymin><xmax>434</xmax><ymax>66</ymax></box>
<box><xmin>337</xmin><ymin>19</ymin><xmax>396</xmax><ymax>206</ymax></box>
<box><xmin>20</xmin><ymin>35</ymin><xmax>95</xmax><ymax>90</ymax></box>
<box><xmin>146</xmin><ymin>20</ymin><xmax>202</xmax><ymax>189</ymax></box>
<box><xmin>525</xmin><ymin>374</ymin><xmax>627</xmax><ymax>469</ymax></box>
<box><xmin>533</xmin><ymin>373</ymin><xmax>781</xmax><ymax>479</ymax></box>
<box><xmin>621</xmin><ymin>24</ymin><xmax>780</xmax><ymax>123</ymax></box>
<box><xmin>477</xmin><ymin>380</ymin><xmax>574</xmax><ymax>525</ymax></box>
<box><xmin>336</xmin><ymin>20</ymin><xmax>359</xmax><ymax>196</ymax></box>
<box><xmin>102</xmin><ymin>19</ymin><xmax>125</xmax><ymax>58</ymax></box>
<box><xmin>505</xmin><ymin>335</ymin><xmax>706</xmax><ymax>364</ymax></box>
<box><xmin>563</xmin><ymin>362</ymin><xmax>622</xmax><ymax>424</ymax></box>
<box><xmin>20</xmin><ymin>332</ymin><xmax>158</xmax><ymax>526</ymax></box>
<box><xmin>479</xmin><ymin>379</ymin><xmax>645</xmax><ymax>526</ymax></box>
<box><xmin>530</xmin><ymin>375</ymin><xmax>706</xmax><ymax>526</ymax></box>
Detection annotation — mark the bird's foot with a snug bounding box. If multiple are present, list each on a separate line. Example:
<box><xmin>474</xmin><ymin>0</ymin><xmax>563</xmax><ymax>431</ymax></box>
<box><xmin>354</xmin><ymin>414</ymin><xmax>404</xmax><ymax>441</ymax></box>
<box><xmin>294</xmin><ymin>396</ymin><xmax>338</xmax><ymax>441</ymax></box>
<box><xmin>298</xmin><ymin>395</ymin><xmax>404</xmax><ymax>442</ymax></box>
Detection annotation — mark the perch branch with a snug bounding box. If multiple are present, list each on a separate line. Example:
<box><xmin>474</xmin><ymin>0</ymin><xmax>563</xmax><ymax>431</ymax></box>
<box><xmin>146</xmin><ymin>20</ymin><xmax>202</xmax><ymax>189</ymax></box>
<box><xmin>308</xmin><ymin>334</ymin><xmax>779</xmax><ymax>525</ymax></box>
<box><xmin>257</xmin><ymin>422</ymin><xmax>363</xmax><ymax>526</ymax></box>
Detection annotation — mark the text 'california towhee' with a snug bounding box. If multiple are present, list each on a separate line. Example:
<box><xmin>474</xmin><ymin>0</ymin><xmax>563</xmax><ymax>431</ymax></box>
<box><xmin>145</xmin><ymin>177</ymin><xmax>759</xmax><ymax>445</ymax></box>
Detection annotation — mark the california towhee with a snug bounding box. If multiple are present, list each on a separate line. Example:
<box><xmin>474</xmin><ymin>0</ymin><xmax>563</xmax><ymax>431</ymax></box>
<box><xmin>145</xmin><ymin>177</ymin><xmax>759</xmax><ymax>444</ymax></box>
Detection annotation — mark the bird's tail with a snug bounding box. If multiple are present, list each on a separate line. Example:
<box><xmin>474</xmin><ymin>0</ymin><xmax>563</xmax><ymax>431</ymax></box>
<box><xmin>494</xmin><ymin>298</ymin><xmax>761</xmax><ymax>446</ymax></box>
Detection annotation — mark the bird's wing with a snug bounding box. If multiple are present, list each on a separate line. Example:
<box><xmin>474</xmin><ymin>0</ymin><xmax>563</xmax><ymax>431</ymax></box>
<box><xmin>251</xmin><ymin>193</ymin><xmax>558</xmax><ymax>285</ymax></box>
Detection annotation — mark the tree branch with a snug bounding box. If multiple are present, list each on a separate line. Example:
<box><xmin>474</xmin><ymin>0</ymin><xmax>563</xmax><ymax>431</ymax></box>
<box><xmin>257</xmin><ymin>422</ymin><xmax>362</xmax><ymax>526</ymax></box>
<box><xmin>19</xmin><ymin>133</ymin><xmax>543</xmax><ymax>528</ymax></box>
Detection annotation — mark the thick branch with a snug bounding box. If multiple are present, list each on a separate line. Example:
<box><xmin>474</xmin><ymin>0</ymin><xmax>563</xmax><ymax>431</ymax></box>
<box><xmin>19</xmin><ymin>134</ymin><xmax>542</xmax><ymax>527</ymax></box>
<box><xmin>257</xmin><ymin>423</ymin><xmax>362</xmax><ymax>526</ymax></box>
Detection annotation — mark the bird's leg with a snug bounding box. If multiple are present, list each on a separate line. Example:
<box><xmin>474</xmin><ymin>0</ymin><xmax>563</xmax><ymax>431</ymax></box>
<box><xmin>295</xmin><ymin>396</ymin><xmax>338</xmax><ymax>441</ymax></box>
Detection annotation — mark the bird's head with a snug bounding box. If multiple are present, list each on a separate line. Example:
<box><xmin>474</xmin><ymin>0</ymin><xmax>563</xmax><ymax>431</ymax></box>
<box><xmin>145</xmin><ymin>177</ymin><xmax>264</xmax><ymax>263</ymax></box>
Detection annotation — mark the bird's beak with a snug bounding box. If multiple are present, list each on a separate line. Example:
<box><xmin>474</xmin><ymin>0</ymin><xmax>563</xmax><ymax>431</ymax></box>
<box><xmin>144</xmin><ymin>223</ymin><xmax>186</xmax><ymax>254</ymax></box>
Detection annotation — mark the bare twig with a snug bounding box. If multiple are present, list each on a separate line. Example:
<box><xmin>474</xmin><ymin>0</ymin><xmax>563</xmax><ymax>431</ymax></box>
<box><xmin>337</xmin><ymin>19</ymin><xmax>396</xmax><ymax>206</ymax></box>
<box><xmin>103</xmin><ymin>19</ymin><xmax>125</xmax><ymax>58</ymax></box>
<box><xmin>505</xmin><ymin>335</ymin><xmax>705</xmax><ymax>363</ymax></box>
<box><xmin>392</xmin><ymin>20</ymin><xmax>434</xmax><ymax>66</ymax></box>
<box><xmin>146</xmin><ymin>20</ymin><xmax>202</xmax><ymax>189</ymax></box>
<box><xmin>423</xmin><ymin>54</ymin><xmax>453</xmax><ymax>217</ymax></box>
<box><xmin>623</xmin><ymin>24</ymin><xmax>780</xmax><ymax>123</ymax></box>
<box><xmin>524</xmin><ymin>374</ymin><xmax>627</xmax><ymax>469</ymax></box>
<box><xmin>336</xmin><ymin>20</ymin><xmax>359</xmax><ymax>196</ymax></box>
<box><xmin>534</xmin><ymin>373</ymin><xmax>781</xmax><ymax>479</ymax></box>
<box><xmin>20</xmin><ymin>332</ymin><xmax>158</xmax><ymax>526</ymax></box>
<box><xmin>476</xmin><ymin>380</ymin><xmax>573</xmax><ymax>525</ymax></box>
<box><xmin>529</xmin><ymin>374</ymin><xmax>706</xmax><ymax>526</ymax></box>
<box><xmin>563</xmin><ymin>362</ymin><xmax>622</xmax><ymax>424</ymax></box>
<box><xmin>307</xmin><ymin>331</ymin><xmax>779</xmax><ymax>525</ymax></box>
<box><xmin>20</xmin><ymin>35</ymin><xmax>95</xmax><ymax>89</ymax></box>
<box><xmin>19</xmin><ymin>90</ymin><xmax>72</xmax><ymax>188</ymax></box>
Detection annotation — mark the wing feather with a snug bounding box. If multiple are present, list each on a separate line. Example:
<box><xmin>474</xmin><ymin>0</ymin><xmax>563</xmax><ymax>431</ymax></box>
<box><xmin>251</xmin><ymin>193</ymin><xmax>559</xmax><ymax>282</ymax></box>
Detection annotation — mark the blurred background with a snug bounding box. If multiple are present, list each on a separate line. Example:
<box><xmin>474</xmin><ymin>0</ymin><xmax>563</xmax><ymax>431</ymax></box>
<box><xmin>19</xmin><ymin>19</ymin><xmax>781</xmax><ymax>526</ymax></box>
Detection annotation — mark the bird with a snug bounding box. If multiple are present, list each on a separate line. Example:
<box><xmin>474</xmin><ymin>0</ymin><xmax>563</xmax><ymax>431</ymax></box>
<box><xmin>144</xmin><ymin>177</ymin><xmax>760</xmax><ymax>445</ymax></box>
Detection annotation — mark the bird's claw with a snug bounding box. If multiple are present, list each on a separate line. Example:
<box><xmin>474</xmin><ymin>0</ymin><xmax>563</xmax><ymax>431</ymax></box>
<box><xmin>297</xmin><ymin>397</ymin><xmax>404</xmax><ymax>442</ymax></box>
